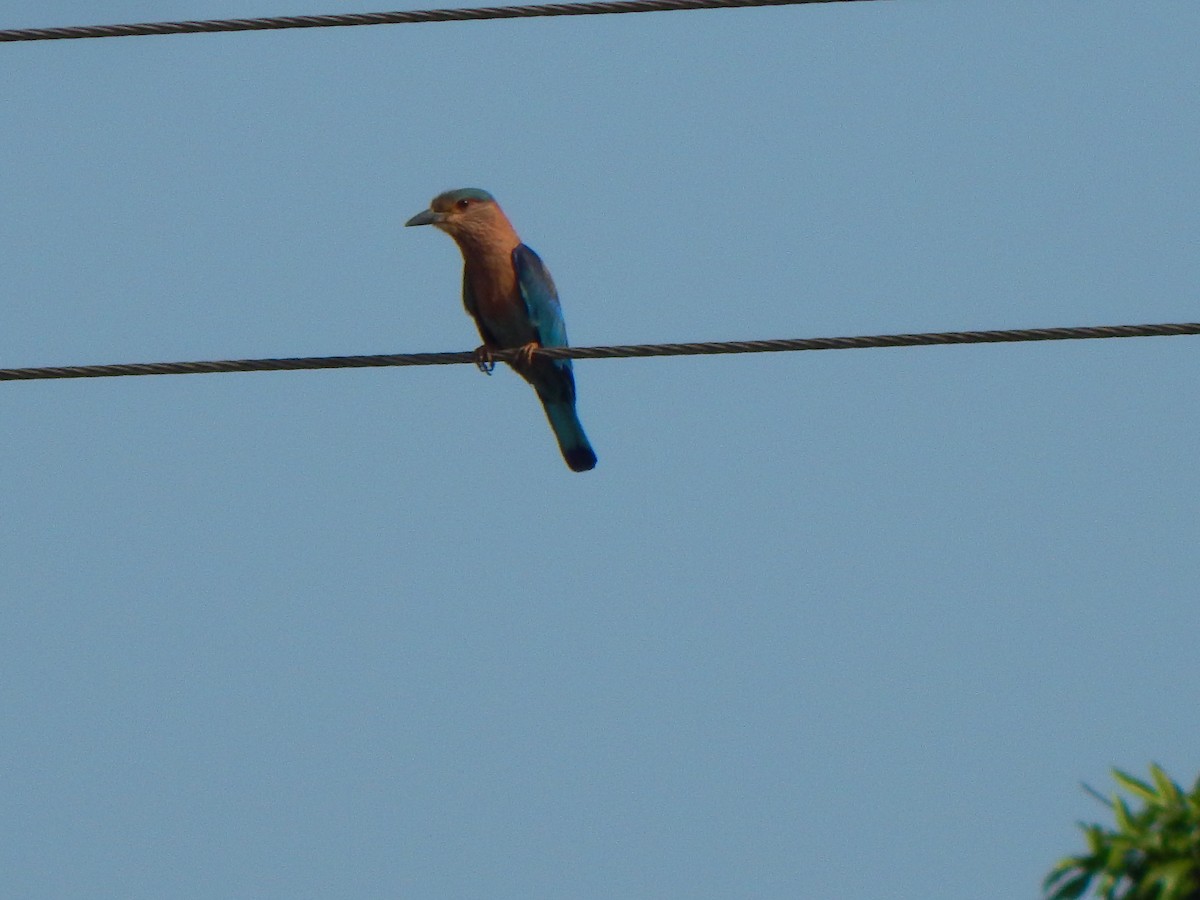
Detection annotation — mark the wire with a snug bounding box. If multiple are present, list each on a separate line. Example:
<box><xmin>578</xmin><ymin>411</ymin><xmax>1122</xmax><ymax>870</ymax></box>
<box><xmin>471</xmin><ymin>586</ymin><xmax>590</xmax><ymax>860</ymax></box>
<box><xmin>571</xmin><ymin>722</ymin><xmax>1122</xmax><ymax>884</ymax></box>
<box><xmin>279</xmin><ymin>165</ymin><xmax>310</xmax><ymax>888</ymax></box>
<box><xmin>1</xmin><ymin>322</ymin><xmax>1195</xmax><ymax>383</ymax></box>
<box><xmin>0</xmin><ymin>0</ymin><xmax>886</xmax><ymax>43</ymax></box>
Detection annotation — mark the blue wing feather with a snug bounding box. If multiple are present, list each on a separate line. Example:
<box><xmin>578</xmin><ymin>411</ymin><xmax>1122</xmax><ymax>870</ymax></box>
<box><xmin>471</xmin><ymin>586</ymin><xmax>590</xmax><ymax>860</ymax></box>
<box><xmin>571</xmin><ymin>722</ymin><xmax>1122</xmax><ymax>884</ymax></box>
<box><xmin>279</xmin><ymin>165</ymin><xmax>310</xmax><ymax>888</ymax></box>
<box><xmin>513</xmin><ymin>244</ymin><xmax>570</xmax><ymax>352</ymax></box>
<box><xmin>511</xmin><ymin>243</ymin><xmax>596</xmax><ymax>471</ymax></box>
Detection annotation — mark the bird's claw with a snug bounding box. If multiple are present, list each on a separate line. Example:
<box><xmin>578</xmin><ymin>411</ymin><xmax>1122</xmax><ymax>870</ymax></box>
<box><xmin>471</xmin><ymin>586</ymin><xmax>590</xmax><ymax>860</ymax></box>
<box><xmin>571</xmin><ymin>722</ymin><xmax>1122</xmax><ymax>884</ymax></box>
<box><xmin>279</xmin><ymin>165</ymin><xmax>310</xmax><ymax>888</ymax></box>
<box><xmin>515</xmin><ymin>342</ymin><xmax>540</xmax><ymax>368</ymax></box>
<box><xmin>473</xmin><ymin>345</ymin><xmax>495</xmax><ymax>375</ymax></box>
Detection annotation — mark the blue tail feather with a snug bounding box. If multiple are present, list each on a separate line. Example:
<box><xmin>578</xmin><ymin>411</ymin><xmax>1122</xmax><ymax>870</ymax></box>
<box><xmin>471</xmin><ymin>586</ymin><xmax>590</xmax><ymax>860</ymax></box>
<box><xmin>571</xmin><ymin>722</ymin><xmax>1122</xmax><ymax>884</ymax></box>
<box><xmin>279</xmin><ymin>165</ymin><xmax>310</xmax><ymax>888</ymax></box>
<box><xmin>542</xmin><ymin>400</ymin><xmax>597</xmax><ymax>472</ymax></box>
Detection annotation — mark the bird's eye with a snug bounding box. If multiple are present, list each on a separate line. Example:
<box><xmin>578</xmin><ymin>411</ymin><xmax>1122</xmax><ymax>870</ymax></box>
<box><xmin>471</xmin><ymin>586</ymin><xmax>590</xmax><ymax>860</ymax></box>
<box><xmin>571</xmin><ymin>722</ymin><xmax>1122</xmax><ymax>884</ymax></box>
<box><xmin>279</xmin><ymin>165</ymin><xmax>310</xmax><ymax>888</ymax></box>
<box><xmin>456</xmin><ymin>198</ymin><xmax>471</xmax><ymax>210</ymax></box>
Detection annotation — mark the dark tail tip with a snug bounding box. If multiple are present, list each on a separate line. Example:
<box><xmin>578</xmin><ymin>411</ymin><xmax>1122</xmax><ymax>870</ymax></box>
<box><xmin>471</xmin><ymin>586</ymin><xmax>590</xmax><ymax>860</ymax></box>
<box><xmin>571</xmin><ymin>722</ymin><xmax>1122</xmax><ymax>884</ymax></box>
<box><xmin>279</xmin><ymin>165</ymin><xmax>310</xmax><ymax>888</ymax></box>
<box><xmin>542</xmin><ymin>398</ymin><xmax>597</xmax><ymax>473</ymax></box>
<box><xmin>564</xmin><ymin>445</ymin><xmax>598</xmax><ymax>472</ymax></box>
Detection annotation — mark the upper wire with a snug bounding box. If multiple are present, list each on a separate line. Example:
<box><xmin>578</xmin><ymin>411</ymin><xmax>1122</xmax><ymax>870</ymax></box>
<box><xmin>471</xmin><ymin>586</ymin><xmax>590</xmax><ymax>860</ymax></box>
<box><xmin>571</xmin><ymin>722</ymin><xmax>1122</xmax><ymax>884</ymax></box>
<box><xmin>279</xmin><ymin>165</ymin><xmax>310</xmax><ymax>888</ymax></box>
<box><xmin>0</xmin><ymin>0</ymin><xmax>887</xmax><ymax>43</ymax></box>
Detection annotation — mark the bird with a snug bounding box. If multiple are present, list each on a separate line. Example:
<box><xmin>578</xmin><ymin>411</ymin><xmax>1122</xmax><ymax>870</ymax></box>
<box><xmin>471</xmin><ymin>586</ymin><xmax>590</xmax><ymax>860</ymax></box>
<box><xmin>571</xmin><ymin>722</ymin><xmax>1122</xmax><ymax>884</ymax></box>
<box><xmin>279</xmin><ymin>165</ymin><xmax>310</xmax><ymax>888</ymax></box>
<box><xmin>405</xmin><ymin>188</ymin><xmax>597</xmax><ymax>473</ymax></box>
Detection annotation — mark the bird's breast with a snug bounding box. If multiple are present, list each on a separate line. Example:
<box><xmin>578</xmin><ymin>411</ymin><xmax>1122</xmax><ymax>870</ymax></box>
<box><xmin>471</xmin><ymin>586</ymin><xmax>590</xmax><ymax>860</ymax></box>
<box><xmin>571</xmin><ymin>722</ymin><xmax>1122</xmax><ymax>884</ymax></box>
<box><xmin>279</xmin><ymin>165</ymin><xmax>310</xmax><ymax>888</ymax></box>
<box><xmin>465</xmin><ymin>255</ymin><xmax>535</xmax><ymax>347</ymax></box>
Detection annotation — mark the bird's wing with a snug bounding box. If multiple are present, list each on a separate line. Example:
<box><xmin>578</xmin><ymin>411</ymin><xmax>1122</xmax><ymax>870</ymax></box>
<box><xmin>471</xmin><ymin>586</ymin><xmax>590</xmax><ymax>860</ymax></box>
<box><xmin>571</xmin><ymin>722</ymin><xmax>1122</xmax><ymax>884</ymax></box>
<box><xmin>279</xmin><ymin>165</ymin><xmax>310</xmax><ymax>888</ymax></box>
<box><xmin>513</xmin><ymin>244</ymin><xmax>569</xmax><ymax>351</ymax></box>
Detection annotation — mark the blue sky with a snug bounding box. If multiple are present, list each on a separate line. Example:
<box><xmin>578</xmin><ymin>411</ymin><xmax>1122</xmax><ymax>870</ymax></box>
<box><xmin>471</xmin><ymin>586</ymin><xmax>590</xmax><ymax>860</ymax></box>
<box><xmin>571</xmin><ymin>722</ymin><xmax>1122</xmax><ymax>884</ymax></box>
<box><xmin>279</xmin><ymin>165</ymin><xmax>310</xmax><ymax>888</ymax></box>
<box><xmin>2</xmin><ymin>2</ymin><xmax>1197</xmax><ymax>897</ymax></box>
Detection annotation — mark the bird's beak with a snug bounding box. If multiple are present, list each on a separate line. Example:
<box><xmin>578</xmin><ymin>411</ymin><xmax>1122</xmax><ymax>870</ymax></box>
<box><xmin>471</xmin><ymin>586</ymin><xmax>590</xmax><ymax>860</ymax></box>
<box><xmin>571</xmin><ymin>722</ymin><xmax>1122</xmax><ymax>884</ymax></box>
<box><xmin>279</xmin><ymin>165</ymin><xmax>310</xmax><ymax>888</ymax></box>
<box><xmin>405</xmin><ymin>208</ymin><xmax>444</xmax><ymax>227</ymax></box>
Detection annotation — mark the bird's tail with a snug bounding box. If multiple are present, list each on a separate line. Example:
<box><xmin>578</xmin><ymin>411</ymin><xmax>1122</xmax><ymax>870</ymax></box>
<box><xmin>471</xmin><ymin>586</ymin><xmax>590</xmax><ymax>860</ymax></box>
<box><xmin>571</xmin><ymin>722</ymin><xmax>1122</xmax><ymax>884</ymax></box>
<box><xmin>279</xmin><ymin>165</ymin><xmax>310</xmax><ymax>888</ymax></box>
<box><xmin>541</xmin><ymin>399</ymin><xmax>597</xmax><ymax>472</ymax></box>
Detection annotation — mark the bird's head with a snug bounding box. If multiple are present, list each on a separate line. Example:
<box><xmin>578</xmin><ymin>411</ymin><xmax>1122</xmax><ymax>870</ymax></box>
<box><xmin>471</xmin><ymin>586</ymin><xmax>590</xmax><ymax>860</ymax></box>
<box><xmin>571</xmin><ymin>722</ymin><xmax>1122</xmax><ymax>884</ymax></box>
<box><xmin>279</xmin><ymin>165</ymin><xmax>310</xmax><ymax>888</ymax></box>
<box><xmin>405</xmin><ymin>188</ymin><xmax>505</xmax><ymax>242</ymax></box>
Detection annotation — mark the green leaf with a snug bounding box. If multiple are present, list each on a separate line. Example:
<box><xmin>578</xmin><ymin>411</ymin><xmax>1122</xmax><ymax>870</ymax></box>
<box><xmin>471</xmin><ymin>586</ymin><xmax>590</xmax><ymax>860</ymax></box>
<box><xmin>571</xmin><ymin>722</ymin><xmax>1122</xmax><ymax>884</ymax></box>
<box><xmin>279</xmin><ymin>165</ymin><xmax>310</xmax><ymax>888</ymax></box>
<box><xmin>1046</xmin><ymin>869</ymin><xmax>1093</xmax><ymax>900</ymax></box>
<box><xmin>1144</xmin><ymin>859</ymin><xmax>1196</xmax><ymax>900</ymax></box>
<box><xmin>1046</xmin><ymin>859</ymin><xmax>1082</xmax><ymax>887</ymax></box>
<box><xmin>1104</xmin><ymin>841</ymin><xmax>1133</xmax><ymax>875</ymax></box>
<box><xmin>1114</xmin><ymin>769</ymin><xmax>1160</xmax><ymax>806</ymax></box>
<box><xmin>1113</xmin><ymin>796</ymin><xmax>1137</xmax><ymax>833</ymax></box>
<box><xmin>1085</xmin><ymin>782</ymin><xmax>1116</xmax><ymax>809</ymax></box>
<box><xmin>1185</xmin><ymin>790</ymin><xmax>1200</xmax><ymax>820</ymax></box>
<box><xmin>1093</xmin><ymin>870</ymin><xmax>1120</xmax><ymax>900</ymax></box>
<box><xmin>1149</xmin><ymin>764</ymin><xmax>1183</xmax><ymax>808</ymax></box>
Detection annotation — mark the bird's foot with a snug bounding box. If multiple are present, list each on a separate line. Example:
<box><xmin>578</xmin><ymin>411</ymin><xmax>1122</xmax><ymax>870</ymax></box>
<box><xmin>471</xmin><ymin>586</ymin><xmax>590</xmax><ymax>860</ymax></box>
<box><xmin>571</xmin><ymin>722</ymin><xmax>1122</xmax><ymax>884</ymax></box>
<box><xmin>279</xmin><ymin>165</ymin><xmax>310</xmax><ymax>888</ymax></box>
<box><xmin>515</xmin><ymin>342</ymin><xmax>541</xmax><ymax>368</ymax></box>
<box><xmin>473</xmin><ymin>345</ymin><xmax>495</xmax><ymax>375</ymax></box>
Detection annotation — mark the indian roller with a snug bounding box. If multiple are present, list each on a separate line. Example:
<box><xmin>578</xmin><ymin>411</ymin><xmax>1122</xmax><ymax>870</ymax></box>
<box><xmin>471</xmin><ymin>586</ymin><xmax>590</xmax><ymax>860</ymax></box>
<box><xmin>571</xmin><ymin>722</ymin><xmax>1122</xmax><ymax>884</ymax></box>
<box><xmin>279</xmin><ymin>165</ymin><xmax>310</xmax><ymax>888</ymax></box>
<box><xmin>405</xmin><ymin>188</ymin><xmax>597</xmax><ymax>472</ymax></box>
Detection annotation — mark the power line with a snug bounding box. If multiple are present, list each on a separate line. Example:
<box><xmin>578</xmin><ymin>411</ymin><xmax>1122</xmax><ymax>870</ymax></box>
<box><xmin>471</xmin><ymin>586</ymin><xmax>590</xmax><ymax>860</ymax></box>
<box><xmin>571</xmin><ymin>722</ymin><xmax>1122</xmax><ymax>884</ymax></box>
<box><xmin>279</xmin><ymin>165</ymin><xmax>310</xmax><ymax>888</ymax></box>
<box><xmin>1</xmin><ymin>322</ymin><xmax>1195</xmax><ymax>383</ymax></box>
<box><xmin>0</xmin><ymin>0</ymin><xmax>886</xmax><ymax>43</ymax></box>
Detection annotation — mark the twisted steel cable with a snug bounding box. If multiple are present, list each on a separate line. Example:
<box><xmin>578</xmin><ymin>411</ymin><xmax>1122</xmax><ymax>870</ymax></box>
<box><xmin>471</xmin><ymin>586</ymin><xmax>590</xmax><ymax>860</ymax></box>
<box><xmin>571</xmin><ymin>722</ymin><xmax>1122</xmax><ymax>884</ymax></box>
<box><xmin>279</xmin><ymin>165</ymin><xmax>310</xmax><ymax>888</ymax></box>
<box><xmin>0</xmin><ymin>0</ymin><xmax>886</xmax><ymax>43</ymax></box>
<box><xmin>1</xmin><ymin>322</ymin><xmax>1195</xmax><ymax>383</ymax></box>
